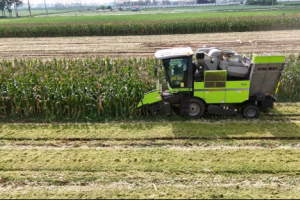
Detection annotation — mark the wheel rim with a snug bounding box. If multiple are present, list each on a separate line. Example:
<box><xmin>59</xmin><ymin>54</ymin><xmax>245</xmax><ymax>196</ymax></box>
<box><xmin>189</xmin><ymin>103</ymin><xmax>200</xmax><ymax>117</ymax></box>
<box><xmin>246</xmin><ymin>108</ymin><xmax>257</xmax><ymax>118</ymax></box>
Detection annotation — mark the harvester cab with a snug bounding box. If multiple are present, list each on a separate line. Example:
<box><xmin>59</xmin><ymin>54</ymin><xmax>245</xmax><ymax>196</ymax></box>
<box><xmin>138</xmin><ymin>47</ymin><xmax>285</xmax><ymax>119</ymax></box>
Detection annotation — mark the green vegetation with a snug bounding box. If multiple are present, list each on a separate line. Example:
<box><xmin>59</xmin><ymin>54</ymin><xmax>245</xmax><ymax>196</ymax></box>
<box><xmin>0</xmin><ymin>115</ymin><xmax>299</xmax><ymax>198</ymax></box>
<box><xmin>96</xmin><ymin>5</ymin><xmax>106</xmax><ymax>10</ymax></box>
<box><xmin>1</xmin><ymin>8</ymin><xmax>299</xmax><ymax>24</ymax></box>
<box><xmin>0</xmin><ymin>55</ymin><xmax>299</xmax><ymax>120</ymax></box>
<box><xmin>0</xmin><ymin>173</ymin><xmax>299</xmax><ymax>198</ymax></box>
<box><xmin>279</xmin><ymin>1</ymin><xmax>300</xmax><ymax>6</ymax></box>
<box><xmin>277</xmin><ymin>54</ymin><xmax>300</xmax><ymax>101</ymax></box>
<box><xmin>96</xmin><ymin>5</ymin><xmax>112</xmax><ymax>11</ymax></box>
<box><xmin>0</xmin><ymin>120</ymin><xmax>300</xmax><ymax>140</ymax></box>
<box><xmin>1</xmin><ymin>147</ymin><xmax>300</xmax><ymax>173</ymax></box>
<box><xmin>3</xmin><ymin>4</ymin><xmax>299</xmax><ymax>19</ymax></box>
<box><xmin>0</xmin><ymin>15</ymin><xmax>299</xmax><ymax>37</ymax></box>
<box><xmin>0</xmin><ymin>57</ymin><xmax>155</xmax><ymax>120</ymax></box>
<box><xmin>0</xmin><ymin>134</ymin><xmax>300</xmax><ymax>198</ymax></box>
<box><xmin>15</xmin><ymin>7</ymin><xmax>80</xmax><ymax>17</ymax></box>
<box><xmin>247</xmin><ymin>0</ymin><xmax>278</xmax><ymax>5</ymax></box>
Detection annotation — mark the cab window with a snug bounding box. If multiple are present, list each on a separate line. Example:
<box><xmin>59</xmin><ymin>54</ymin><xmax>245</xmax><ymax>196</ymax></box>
<box><xmin>163</xmin><ymin>58</ymin><xmax>188</xmax><ymax>88</ymax></box>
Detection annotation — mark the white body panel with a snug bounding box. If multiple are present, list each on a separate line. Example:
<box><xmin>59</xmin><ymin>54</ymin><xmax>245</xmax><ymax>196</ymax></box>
<box><xmin>155</xmin><ymin>47</ymin><xmax>194</xmax><ymax>60</ymax></box>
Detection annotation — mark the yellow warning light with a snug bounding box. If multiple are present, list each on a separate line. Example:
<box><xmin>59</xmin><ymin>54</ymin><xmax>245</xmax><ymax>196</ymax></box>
<box><xmin>187</xmin><ymin>52</ymin><xmax>190</xmax><ymax>55</ymax></box>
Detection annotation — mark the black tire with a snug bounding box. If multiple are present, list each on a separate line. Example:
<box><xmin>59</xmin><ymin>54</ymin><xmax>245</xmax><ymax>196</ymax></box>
<box><xmin>242</xmin><ymin>104</ymin><xmax>260</xmax><ymax>119</ymax></box>
<box><xmin>184</xmin><ymin>98</ymin><xmax>206</xmax><ymax>119</ymax></box>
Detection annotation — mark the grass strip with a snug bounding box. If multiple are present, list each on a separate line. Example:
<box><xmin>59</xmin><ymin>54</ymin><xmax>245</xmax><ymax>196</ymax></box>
<box><xmin>0</xmin><ymin>171</ymin><xmax>299</xmax><ymax>198</ymax></box>
<box><xmin>1</xmin><ymin>147</ymin><xmax>300</xmax><ymax>174</ymax></box>
<box><xmin>1</xmin><ymin>183</ymin><xmax>298</xmax><ymax>198</ymax></box>
<box><xmin>1</xmin><ymin>9</ymin><xmax>299</xmax><ymax>24</ymax></box>
<box><xmin>0</xmin><ymin>121</ymin><xmax>299</xmax><ymax>140</ymax></box>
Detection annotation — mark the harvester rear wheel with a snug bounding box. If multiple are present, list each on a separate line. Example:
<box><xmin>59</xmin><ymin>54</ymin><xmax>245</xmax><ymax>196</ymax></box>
<box><xmin>242</xmin><ymin>104</ymin><xmax>259</xmax><ymax>119</ymax></box>
<box><xmin>184</xmin><ymin>98</ymin><xmax>206</xmax><ymax>119</ymax></box>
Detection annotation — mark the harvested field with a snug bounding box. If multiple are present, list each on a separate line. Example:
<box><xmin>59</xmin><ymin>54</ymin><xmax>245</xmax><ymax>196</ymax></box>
<box><xmin>0</xmin><ymin>119</ymin><xmax>300</xmax><ymax>198</ymax></box>
<box><xmin>1</xmin><ymin>30</ymin><xmax>300</xmax><ymax>60</ymax></box>
<box><xmin>1</xmin><ymin>28</ymin><xmax>300</xmax><ymax>198</ymax></box>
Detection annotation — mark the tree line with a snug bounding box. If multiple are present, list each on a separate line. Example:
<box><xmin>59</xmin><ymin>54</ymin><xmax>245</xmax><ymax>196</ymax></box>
<box><xmin>0</xmin><ymin>0</ymin><xmax>23</xmax><ymax>17</ymax></box>
<box><xmin>246</xmin><ymin>0</ymin><xmax>278</xmax><ymax>5</ymax></box>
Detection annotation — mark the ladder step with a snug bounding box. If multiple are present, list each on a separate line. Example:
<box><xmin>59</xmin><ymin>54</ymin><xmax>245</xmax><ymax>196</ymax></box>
<box><xmin>180</xmin><ymin>96</ymin><xmax>190</xmax><ymax>116</ymax></box>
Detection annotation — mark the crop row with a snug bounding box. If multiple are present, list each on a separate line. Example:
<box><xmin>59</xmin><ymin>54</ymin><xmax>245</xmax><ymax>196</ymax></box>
<box><xmin>0</xmin><ymin>57</ymin><xmax>157</xmax><ymax>120</ymax></box>
<box><xmin>0</xmin><ymin>55</ymin><xmax>299</xmax><ymax>120</ymax></box>
<box><xmin>0</xmin><ymin>15</ymin><xmax>300</xmax><ymax>37</ymax></box>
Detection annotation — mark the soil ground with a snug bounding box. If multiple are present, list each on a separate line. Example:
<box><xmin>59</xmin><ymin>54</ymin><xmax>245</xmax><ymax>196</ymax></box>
<box><xmin>1</xmin><ymin>30</ymin><xmax>299</xmax><ymax>60</ymax></box>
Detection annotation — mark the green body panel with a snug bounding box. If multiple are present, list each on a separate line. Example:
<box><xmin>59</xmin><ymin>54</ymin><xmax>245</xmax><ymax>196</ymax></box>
<box><xmin>137</xmin><ymin>82</ymin><xmax>162</xmax><ymax>107</ymax></box>
<box><xmin>225</xmin><ymin>81</ymin><xmax>250</xmax><ymax>103</ymax></box>
<box><xmin>137</xmin><ymin>89</ymin><xmax>162</xmax><ymax>107</ymax></box>
<box><xmin>252</xmin><ymin>55</ymin><xmax>285</xmax><ymax>63</ymax></box>
<box><xmin>194</xmin><ymin>72</ymin><xmax>250</xmax><ymax>104</ymax></box>
<box><xmin>167</xmin><ymin>83</ymin><xmax>191</xmax><ymax>93</ymax></box>
<box><xmin>194</xmin><ymin>82</ymin><xmax>205</xmax><ymax>99</ymax></box>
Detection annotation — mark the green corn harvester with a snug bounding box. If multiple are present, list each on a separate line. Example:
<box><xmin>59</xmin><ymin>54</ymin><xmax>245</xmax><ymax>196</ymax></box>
<box><xmin>138</xmin><ymin>47</ymin><xmax>285</xmax><ymax>118</ymax></box>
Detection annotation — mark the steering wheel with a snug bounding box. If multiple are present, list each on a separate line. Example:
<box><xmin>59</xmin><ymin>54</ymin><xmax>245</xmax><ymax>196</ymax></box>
<box><xmin>175</xmin><ymin>80</ymin><xmax>181</xmax><ymax>85</ymax></box>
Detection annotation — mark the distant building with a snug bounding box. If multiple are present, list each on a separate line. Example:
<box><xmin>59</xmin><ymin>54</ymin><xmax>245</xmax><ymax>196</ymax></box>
<box><xmin>114</xmin><ymin>0</ymin><xmax>239</xmax><ymax>6</ymax></box>
<box><xmin>114</xmin><ymin>0</ymin><xmax>171</xmax><ymax>6</ymax></box>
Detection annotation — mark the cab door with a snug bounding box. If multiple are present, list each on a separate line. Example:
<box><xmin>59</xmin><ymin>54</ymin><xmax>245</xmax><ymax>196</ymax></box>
<box><xmin>204</xmin><ymin>71</ymin><xmax>227</xmax><ymax>103</ymax></box>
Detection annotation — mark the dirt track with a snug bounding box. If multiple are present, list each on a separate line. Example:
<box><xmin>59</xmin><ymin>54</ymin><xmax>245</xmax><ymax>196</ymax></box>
<box><xmin>1</xmin><ymin>30</ymin><xmax>300</xmax><ymax>60</ymax></box>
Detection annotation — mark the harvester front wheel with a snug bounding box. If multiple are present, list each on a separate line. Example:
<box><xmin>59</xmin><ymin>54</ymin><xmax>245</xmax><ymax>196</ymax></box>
<box><xmin>242</xmin><ymin>104</ymin><xmax>259</xmax><ymax>119</ymax></box>
<box><xmin>185</xmin><ymin>98</ymin><xmax>206</xmax><ymax>118</ymax></box>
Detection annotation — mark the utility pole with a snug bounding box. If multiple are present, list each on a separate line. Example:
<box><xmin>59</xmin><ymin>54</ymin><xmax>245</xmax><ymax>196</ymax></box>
<box><xmin>28</xmin><ymin>0</ymin><xmax>32</xmax><ymax>16</ymax></box>
<box><xmin>14</xmin><ymin>2</ymin><xmax>19</xmax><ymax>17</ymax></box>
<box><xmin>44</xmin><ymin>0</ymin><xmax>49</xmax><ymax>17</ymax></box>
<box><xmin>271</xmin><ymin>0</ymin><xmax>273</xmax><ymax>11</ymax></box>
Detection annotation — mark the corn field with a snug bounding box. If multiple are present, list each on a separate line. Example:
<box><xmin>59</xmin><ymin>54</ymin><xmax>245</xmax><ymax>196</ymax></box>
<box><xmin>0</xmin><ymin>57</ymin><xmax>157</xmax><ymax>120</ymax></box>
<box><xmin>1</xmin><ymin>15</ymin><xmax>300</xmax><ymax>37</ymax></box>
<box><xmin>277</xmin><ymin>54</ymin><xmax>300</xmax><ymax>102</ymax></box>
<box><xmin>0</xmin><ymin>56</ymin><xmax>299</xmax><ymax>120</ymax></box>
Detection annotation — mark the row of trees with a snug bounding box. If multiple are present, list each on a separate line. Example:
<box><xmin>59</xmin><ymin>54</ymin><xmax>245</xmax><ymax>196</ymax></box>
<box><xmin>0</xmin><ymin>0</ymin><xmax>49</xmax><ymax>18</ymax></box>
<box><xmin>0</xmin><ymin>0</ymin><xmax>24</xmax><ymax>17</ymax></box>
<box><xmin>96</xmin><ymin>5</ymin><xmax>112</xmax><ymax>10</ymax></box>
<box><xmin>246</xmin><ymin>0</ymin><xmax>278</xmax><ymax>5</ymax></box>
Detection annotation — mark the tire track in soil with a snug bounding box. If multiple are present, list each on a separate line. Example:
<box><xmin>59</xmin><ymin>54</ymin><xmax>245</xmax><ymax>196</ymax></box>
<box><xmin>1</xmin><ymin>136</ymin><xmax>300</xmax><ymax>142</ymax></box>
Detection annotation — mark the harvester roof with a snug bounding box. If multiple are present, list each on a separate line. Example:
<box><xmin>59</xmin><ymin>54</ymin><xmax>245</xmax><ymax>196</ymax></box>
<box><xmin>155</xmin><ymin>47</ymin><xmax>194</xmax><ymax>60</ymax></box>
